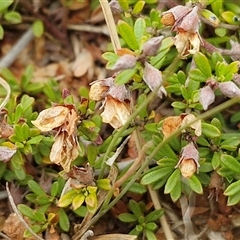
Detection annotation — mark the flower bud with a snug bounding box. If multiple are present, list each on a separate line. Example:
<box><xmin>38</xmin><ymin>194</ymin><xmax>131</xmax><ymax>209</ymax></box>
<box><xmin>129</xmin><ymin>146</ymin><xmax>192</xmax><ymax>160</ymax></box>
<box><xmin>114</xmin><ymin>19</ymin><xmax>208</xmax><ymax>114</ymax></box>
<box><xmin>143</xmin><ymin>61</ymin><xmax>167</xmax><ymax>98</ymax></box>
<box><xmin>142</xmin><ymin>36</ymin><xmax>164</xmax><ymax>57</ymax></box>
<box><xmin>199</xmin><ymin>85</ymin><xmax>215</xmax><ymax>110</ymax></box>
<box><xmin>219</xmin><ymin>81</ymin><xmax>240</xmax><ymax>98</ymax></box>
<box><xmin>111</xmin><ymin>54</ymin><xmax>137</xmax><ymax>71</ymax></box>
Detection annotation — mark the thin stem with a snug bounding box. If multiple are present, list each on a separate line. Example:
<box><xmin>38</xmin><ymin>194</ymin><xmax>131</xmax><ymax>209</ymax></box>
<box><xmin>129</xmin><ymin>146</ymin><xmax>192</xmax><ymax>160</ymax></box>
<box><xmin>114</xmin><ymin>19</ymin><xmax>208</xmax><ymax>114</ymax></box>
<box><xmin>0</xmin><ymin>77</ymin><xmax>11</xmax><ymax>112</ymax></box>
<box><xmin>99</xmin><ymin>0</ymin><xmax>121</xmax><ymax>53</ymax></box>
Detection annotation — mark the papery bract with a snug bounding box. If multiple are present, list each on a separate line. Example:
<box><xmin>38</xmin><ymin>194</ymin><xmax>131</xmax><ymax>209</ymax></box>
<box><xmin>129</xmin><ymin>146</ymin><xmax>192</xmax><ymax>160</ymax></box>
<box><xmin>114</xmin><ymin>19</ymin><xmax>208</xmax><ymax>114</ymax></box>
<box><xmin>199</xmin><ymin>85</ymin><xmax>215</xmax><ymax>110</ymax></box>
<box><xmin>111</xmin><ymin>54</ymin><xmax>137</xmax><ymax>71</ymax></box>
<box><xmin>219</xmin><ymin>81</ymin><xmax>240</xmax><ymax>98</ymax></box>
<box><xmin>142</xmin><ymin>36</ymin><xmax>164</xmax><ymax>57</ymax></box>
<box><xmin>143</xmin><ymin>61</ymin><xmax>167</xmax><ymax>98</ymax></box>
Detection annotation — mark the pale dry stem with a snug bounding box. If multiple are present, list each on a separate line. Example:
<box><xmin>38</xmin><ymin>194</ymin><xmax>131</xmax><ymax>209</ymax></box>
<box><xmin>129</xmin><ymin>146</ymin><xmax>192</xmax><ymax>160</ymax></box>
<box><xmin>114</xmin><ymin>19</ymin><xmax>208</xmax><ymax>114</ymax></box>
<box><xmin>0</xmin><ymin>77</ymin><xmax>11</xmax><ymax>112</ymax></box>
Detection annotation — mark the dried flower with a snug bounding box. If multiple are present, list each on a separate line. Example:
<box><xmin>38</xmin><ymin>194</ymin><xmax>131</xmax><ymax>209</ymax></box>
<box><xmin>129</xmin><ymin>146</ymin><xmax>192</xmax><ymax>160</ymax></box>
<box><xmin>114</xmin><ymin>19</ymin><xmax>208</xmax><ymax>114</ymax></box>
<box><xmin>32</xmin><ymin>104</ymin><xmax>79</xmax><ymax>172</ymax></box>
<box><xmin>181</xmin><ymin>113</ymin><xmax>202</xmax><ymax>137</ymax></box>
<box><xmin>101</xmin><ymin>96</ymin><xmax>131</xmax><ymax>129</ymax></box>
<box><xmin>162</xmin><ymin>5</ymin><xmax>201</xmax><ymax>58</ymax></box>
<box><xmin>0</xmin><ymin>145</ymin><xmax>16</xmax><ymax>162</ymax></box>
<box><xmin>199</xmin><ymin>85</ymin><xmax>215</xmax><ymax>110</ymax></box>
<box><xmin>89</xmin><ymin>77</ymin><xmax>131</xmax><ymax>129</ymax></box>
<box><xmin>176</xmin><ymin>141</ymin><xmax>200</xmax><ymax>178</ymax></box>
<box><xmin>219</xmin><ymin>81</ymin><xmax>240</xmax><ymax>98</ymax></box>
<box><xmin>162</xmin><ymin>116</ymin><xmax>182</xmax><ymax>138</ymax></box>
<box><xmin>143</xmin><ymin>61</ymin><xmax>167</xmax><ymax>98</ymax></box>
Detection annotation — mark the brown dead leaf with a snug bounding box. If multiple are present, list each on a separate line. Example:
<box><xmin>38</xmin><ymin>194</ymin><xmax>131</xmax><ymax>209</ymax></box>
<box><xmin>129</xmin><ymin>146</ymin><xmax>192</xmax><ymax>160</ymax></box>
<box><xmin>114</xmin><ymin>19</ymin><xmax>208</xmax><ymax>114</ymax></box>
<box><xmin>71</xmin><ymin>49</ymin><xmax>94</xmax><ymax>78</ymax></box>
<box><xmin>3</xmin><ymin>213</ymin><xmax>42</xmax><ymax>240</ymax></box>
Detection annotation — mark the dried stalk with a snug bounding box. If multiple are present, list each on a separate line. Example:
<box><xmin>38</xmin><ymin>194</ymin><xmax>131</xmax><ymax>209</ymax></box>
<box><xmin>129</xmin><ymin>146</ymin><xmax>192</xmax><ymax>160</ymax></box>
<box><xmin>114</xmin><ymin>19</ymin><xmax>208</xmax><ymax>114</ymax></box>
<box><xmin>99</xmin><ymin>0</ymin><xmax>121</xmax><ymax>53</ymax></box>
<box><xmin>0</xmin><ymin>77</ymin><xmax>11</xmax><ymax>112</ymax></box>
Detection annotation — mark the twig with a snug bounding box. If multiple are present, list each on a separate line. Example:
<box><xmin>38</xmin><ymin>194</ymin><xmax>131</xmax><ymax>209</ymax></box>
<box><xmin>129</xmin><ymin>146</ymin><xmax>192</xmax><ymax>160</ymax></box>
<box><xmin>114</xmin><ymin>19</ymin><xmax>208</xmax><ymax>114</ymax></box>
<box><xmin>99</xmin><ymin>0</ymin><xmax>121</xmax><ymax>53</ymax></box>
<box><xmin>67</xmin><ymin>24</ymin><xmax>109</xmax><ymax>36</ymax></box>
<box><xmin>6</xmin><ymin>182</ymin><xmax>44</xmax><ymax>240</ymax></box>
<box><xmin>0</xmin><ymin>28</ymin><xmax>34</xmax><ymax>68</ymax></box>
<box><xmin>148</xmin><ymin>187</ymin><xmax>175</xmax><ymax>239</ymax></box>
<box><xmin>0</xmin><ymin>232</ymin><xmax>11</xmax><ymax>240</ymax></box>
<box><xmin>0</xmin><ymin>77</ymin><xmax>11</xmax><ymax>112</ymax></box>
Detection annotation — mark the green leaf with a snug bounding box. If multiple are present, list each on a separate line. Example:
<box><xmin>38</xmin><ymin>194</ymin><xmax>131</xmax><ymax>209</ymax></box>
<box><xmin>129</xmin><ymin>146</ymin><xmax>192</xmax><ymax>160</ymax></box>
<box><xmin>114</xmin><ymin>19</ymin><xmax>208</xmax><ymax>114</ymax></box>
<box><xmin>87</xmin><ymin>144</ymin><xmax>98</xmax><ymax>166</ymax></box>
<box><xmin>132</xmin><ymin>1</ymin><xmax>145</xmax><ymax>15</ymax></box>
<box><xmin>51</xmin><ymin>181</ymin><xmax>59</xmax><ymax>197</ymax></box>
<box><xmin>146</xmin><ymin>222</ymin><xmax>158</xmax><ymax>231</ymax></box>
<box><xmin>102</xmin><ymin>52</ymin><xmax>118</xmax><ymax>62</ymax></box>
<box><xmin>221</xmin><ymin>154</ymin><xmax>240</xmax><ymax>173</ymax></box>
<box><xmin>122</xmin><ymin>182</ymin><xmax>147</xmax><ymax>194</ymax></box>
<box><xmin>129</xmin><ymin>200</ymin><xmax>143</xmax><ymax>218</ymax></box>
<box><xmin>118</xmin><ymin>20</ymin><xmax>139</xmax><ymax>50</ymax></box>
<box><xmin>18</xmin><ymin>204</ymin><xmax>35</xmax><ymax>220</ymax></box>
<box><xmin>224</xmin><ymin>180</ymin><xmax>240</xmax><ymax>196</ymax></box>
<box><xmin>221</xmin><ymin>137</ymin><xmax>240</xmax><ymax>151</ymax></box>
<box><xmin>0</xmin><ymin>0</ymin><xmax>13</xmax><ymax>12</ymax></box>
<box><xmin>0</xmin><ymin>25</ymin><xmax>4</xmax><ymax>39</ymax></box>
<box><xmin>194</xmin><ymin>52</ymin><xmax>212</xmax><ymax>78</ymax></box>
<box><xmin>4</xmin><ymin>11</ymin><xmax>22</xmax><ymax>24</ymax></box>
<box><xmin>134</xmin><ymin>18</ymin><xmax>146</xmax><ymax>43</ymax></box>
<box><xmin>28</xmin><ymin>180</ymin><xmax>47</xmax><ymax>196</ymax></box>
<box><xmin>200</xmin><ymin>9</ymin><xmax>219</xmax><ymax>27</ymax></box>
<box><xmin>96</xmin><ymin>179</ymin><xmax>111</xmax><ymax>190</ymax></box>
<box><xmin>57</xmin><ymin>189</ymin><xmax>78</xmax><ymax>207</ymax></box>
<box><xmin>171</xmin><ymin>101</ymin><xmax>186</xmax><ymax>110</ymax></box>
<box><xmin>164</xmin><ymin>169</ymin><xmax>181</xmax><ymax>194</ymax></box>
<box><xmin>32</xmin><ymin>20</ymin><xmax>44</xmax><ymax>37</ymax></box>
<box><xmin>72</xmin><ymin>194</ymin><xmax>85</xmax><ymax>210</ymax></box>
<box><xmin>170</xmin><ymin>178</ymin><xmax>181</xmax><ymax>202</ymax></box>
<box><xmin>221</xmin><ymin>11</ymin><xmax>240</xmax><ymax>24</ymax></box>
<box><xmin>118</xmin><ymin>213</ymin><xmax>138</xmax><ymax>223</ymax></box>
<box><xmin>21</xmin><ymin>94</ymin><xmax>34</xmax><ymax>112</ymax></box>
<box><xmin>141</xmin><ymin>167</ymin><xmax>173</xmax><ymax>185</ymax></box>
<box><xmin>118</xmin><ymin>0</ymin><xmax>129</xmax><ymax>11</ymax></box>
<box><xmin>188</xmin><ymin>175</ymin><xmax>203</xmax><ymax>194</ymax></box>
<box><xmin>201</xmin><ymin>122</ymin><xmax>221</xmax><ymax>138</ymax></box>
<box><xmin>145</xmin><ymin>228</ymin><xmax>157</xmax><ymax>240</ymax></box>
<box><xmin>145</xmin><ymin>209</ymin><xmax>163</xmax><ymax>222</ymax></box>
<box><xmin>227</xmin><ymin>191</ymin><xmax>240</xmax><ymax>206</ymax></box>
<box><xmin>115</xmin><ymin>68</ymin><xmax>137</xmax><ymax>85</ymax></box>
<box><xmin>27</xmin><ymin>135</ymin><xmax>44</xmax><ymax>145</ymax></box>
<box><xmin>212</xmin><ymin>151</ymin><xmax>221</xmax><ymax>170</ymax></box>
<box><xmin>59</xmin><ymin>208</ymin><xmax>70</xmax><ymax>232</ymax></box>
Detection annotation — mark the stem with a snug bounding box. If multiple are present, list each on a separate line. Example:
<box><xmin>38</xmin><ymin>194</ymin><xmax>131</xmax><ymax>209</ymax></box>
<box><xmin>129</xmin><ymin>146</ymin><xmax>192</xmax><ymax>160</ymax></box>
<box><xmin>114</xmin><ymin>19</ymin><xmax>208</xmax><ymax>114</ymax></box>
<box><xmin>99</xmin><ymin>0</ymin><xmax>121</xmax><ymax>53</ymax></box>
<box><xmin>0</xmin><ymin>77</ymin><xmax>11</xmax><ymax>112</ymax></box>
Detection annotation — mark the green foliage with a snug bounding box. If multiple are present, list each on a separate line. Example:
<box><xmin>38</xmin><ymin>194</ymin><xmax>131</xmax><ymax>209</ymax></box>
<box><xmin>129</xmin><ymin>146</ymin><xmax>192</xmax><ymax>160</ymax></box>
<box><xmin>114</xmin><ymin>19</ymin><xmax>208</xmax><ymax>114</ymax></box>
<box><xmin>118</xmin><ymin>200</ymin><xmax>163</xmax><ymax>240</ymax></box>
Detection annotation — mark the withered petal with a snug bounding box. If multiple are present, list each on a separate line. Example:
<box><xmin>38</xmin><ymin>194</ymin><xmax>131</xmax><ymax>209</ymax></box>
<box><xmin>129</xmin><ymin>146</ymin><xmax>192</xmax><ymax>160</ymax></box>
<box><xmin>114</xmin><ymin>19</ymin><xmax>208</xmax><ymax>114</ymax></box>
<box><xmin>32</xmin><ymin>106</ymin><xmax>70</xmax><ymax>132</ymax></box>
<box><xmin>101</xmin><ymin>97</ymin><xmax>130</xmax><ymax>129</ymax></box>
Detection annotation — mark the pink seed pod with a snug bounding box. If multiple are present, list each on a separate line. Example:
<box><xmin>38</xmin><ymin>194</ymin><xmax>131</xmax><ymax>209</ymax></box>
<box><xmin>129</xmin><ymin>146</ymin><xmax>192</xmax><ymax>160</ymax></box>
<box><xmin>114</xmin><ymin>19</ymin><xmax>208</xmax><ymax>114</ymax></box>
<box><xmin>199</xmin><ymin>85</ymin><xmax>215</xmax><ymax>110</ymax></box>
<box><xmin>219</xmin><ymin>81</ymin><xmax>240</xmax><ymax>98</ymax></box>
<box><xmin>178</xmin><ymin>6</ymin><xmax>200</xmax><ymax>33</ymax></box>
<box><xmin>111</xmin><ymin>54</ymin><xmax>137</xmax><ymax>71</ymax></box>
<box><xmin>143</xmin><ymin>61</ymin><xmax>167</xmax><ymax>98</ymax></box>
<box><xmin>142</xmin><ymin>36</ymin><xmax>164</xmax><ymax>57</ymax></box>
